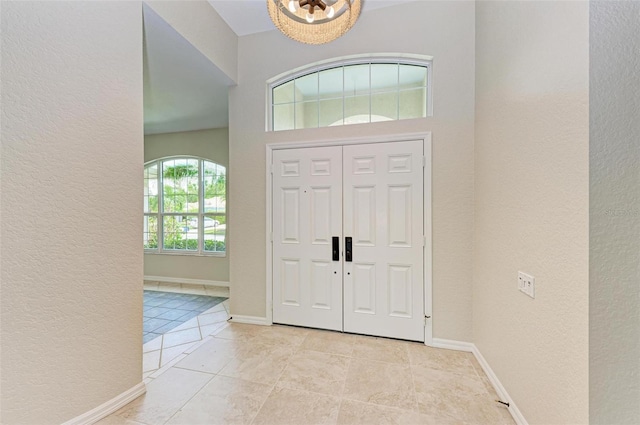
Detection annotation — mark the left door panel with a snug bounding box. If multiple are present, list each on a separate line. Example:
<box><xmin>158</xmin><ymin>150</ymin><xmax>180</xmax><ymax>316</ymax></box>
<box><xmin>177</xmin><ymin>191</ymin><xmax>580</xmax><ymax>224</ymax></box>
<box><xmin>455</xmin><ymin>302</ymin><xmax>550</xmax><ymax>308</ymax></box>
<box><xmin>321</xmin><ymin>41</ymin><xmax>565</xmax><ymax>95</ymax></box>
<box><xmin>272</xmin><ymin>146</ymin><xmax>343</xmax><ymax>331</ymax></box>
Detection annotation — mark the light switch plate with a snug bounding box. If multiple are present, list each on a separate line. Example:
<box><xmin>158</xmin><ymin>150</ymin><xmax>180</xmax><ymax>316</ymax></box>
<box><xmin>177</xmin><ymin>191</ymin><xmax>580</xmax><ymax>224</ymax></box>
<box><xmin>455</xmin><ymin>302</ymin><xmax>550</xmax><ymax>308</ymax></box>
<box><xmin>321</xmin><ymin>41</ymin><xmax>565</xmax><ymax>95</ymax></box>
<box><xmin>518</xmin><ymin>272</ymin><xmax>535</xmax><ymax>298</ymax></box>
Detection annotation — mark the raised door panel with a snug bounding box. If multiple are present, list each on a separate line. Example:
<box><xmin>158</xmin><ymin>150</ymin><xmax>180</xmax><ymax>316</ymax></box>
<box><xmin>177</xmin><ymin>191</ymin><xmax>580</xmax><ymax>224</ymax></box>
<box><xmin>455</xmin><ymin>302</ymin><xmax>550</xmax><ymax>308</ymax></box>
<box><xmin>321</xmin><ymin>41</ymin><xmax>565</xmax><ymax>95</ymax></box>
<box><xmin>352</xmin><ymin>186</ymin><xmax>376</xmax><ymax>246</ymax></box>
<box><xmin>281</xmin><ymin>188</ymin><xmax>300</xmax><ymax>243</ymax></box>
<box><xmin>352</xmin><ymin>263</ymin><xmax>376</xmax><ymax>314</ymax></box>
<box><xmin>310</xmin><ymin>186</ymin><xmax>332</xmax><ymax>244</ymax></box>
<box><xmin>388</xmin><ymin>264</ymin><xmax>412</xmax><ymax>318</ymax></box>
<box><xmin>310</xmin><ymin>260</ymin><xmax>332</xmax><ymax>310</ymax></box>
<box><xmin>388</xmin><ymin>185</ymin><xmax>412</xmax><ymax>247</ymax></box>
<box><xmin>280</xmin><ymin>259</ymin><xmax>301</xmax><ymax>306</ymax></box>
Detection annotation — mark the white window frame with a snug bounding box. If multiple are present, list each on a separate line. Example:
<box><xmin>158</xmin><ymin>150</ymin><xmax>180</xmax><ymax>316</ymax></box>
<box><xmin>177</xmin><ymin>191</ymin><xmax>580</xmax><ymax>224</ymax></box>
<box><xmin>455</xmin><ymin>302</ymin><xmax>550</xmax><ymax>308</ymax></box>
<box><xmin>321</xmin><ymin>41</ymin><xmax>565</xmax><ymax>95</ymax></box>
<box><xmin>144</xmin><ymin>156</ymin><xmax>227</xmax><ymax>257</ymax></box>
<box><xmin>266</xmin><ymin>53</ymin><xmax>434</xmax><ymax>131</ymax></box>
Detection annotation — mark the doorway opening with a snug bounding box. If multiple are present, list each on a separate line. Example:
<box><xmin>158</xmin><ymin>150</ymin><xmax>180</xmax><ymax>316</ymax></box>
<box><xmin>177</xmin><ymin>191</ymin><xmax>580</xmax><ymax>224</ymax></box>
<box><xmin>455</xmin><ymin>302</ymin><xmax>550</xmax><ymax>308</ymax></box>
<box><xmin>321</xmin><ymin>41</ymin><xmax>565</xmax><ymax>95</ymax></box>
<box><xmin>141</xmin><ymin>3</ymin><xmax>233</xmax><ymax>377</ymax></box>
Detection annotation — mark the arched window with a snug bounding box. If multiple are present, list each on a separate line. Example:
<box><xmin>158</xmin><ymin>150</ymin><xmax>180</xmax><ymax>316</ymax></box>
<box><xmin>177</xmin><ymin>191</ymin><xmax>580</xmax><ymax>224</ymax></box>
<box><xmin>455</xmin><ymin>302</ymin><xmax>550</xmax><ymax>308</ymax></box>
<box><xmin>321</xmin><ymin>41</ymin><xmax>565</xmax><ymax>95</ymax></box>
<box><xmin>144</xmin><ymin>157</ymin><xmax>226</xmax><ymax>255</ymax></box>
<box><xmin>269</xmin><ymin>57</ymin><xmax>432</xmax><ymax>131</ymax></box>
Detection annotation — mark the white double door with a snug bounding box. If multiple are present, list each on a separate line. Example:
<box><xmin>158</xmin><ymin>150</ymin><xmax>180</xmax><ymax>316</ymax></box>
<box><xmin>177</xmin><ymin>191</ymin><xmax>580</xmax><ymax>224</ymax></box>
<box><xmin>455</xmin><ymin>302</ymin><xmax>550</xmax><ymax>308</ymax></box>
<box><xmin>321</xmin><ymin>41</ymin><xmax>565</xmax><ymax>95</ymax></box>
<box><xmin>272</xmin><ymin>140</ymin><xmax>425</xmax><ymax>341</ymax></box>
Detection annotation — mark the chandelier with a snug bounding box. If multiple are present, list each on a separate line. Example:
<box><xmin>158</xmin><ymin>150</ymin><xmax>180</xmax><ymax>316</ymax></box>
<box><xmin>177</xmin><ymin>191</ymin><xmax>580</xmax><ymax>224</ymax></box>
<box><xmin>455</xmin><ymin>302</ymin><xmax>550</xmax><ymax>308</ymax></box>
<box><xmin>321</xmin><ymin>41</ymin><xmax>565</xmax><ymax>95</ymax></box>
<box><xmin>267</xmin><ymin>0</ymin><xmax>361</xmax><ymax>45</ymax></box>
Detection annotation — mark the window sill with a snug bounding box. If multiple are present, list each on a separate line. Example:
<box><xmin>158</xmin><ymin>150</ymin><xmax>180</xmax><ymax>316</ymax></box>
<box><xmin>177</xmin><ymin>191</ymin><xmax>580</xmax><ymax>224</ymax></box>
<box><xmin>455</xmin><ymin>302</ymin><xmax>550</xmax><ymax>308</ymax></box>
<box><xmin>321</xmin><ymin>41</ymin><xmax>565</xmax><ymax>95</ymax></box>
<box><xmin>144</xmin><ymin>250</ymin><xmax>226</xmax><ymax>258</ymax></box>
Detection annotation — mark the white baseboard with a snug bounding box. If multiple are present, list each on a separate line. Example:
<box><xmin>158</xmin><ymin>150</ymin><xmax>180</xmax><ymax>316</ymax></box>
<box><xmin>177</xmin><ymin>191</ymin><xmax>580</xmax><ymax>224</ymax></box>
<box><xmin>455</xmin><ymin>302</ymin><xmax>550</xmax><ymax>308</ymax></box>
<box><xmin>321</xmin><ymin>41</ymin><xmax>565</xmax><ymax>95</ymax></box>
<box><xmin>430</xmin><ymin>338</ymin><xmax>527</xmax><ymax>425</ymax></box>
<box><xmin>229</xmin><ymin>315</ymin><xmax>270</xmax><ymax>326</ymax></box>
<box><xmin>471</xmin><ymin>345</ymin><xmax>528</xmax><ymax>425</ymax></box>
<box><xmin>144</xmin><ymin>275</ymin><xmax>230</xmax><ymax>288</ymax></box>
<box><xmin>431</xmin><ymin>337</ymin><xmax>475</xmax><ymax>352</ymax></box>
<box><xmin>62</xmin><ymin>382</ymin><xmax>146</xmax><ymax>425</ymax></box>
<box><xmin>200</xmin><ymin>287</ymin><xmax>230</xmax><ymax>297</ymax></box>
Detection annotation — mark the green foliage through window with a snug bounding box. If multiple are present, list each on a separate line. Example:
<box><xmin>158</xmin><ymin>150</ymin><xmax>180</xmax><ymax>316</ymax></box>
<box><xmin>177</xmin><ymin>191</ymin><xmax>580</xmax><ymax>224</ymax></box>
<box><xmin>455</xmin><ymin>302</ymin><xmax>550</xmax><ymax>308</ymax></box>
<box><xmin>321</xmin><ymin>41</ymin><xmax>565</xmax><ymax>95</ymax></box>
<box><xmin>144</xmin><ymin>157</ymin><xmax>226</xmax><ymax>255</ymax></box>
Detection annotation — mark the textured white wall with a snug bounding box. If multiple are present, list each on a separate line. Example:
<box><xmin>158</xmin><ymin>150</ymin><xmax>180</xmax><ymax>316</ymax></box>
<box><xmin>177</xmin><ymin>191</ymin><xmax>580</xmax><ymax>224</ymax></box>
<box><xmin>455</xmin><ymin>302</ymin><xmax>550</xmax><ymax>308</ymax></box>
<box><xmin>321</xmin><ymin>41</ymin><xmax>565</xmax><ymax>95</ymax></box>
<box><xmin>590</xmin><ymin>2</ymin><xmax>640</xmax><ymax>423</ymax></box>
<box><xmin>0</xmin><ymin>2</ymin><xmax>143</xmax><ymax>424</ymax></box>
<box><xmin>229</xmin><ymin>1</ymin><xmax>476</xmax><ymax>341</ymax></box>
<box><xmin>474</xmin><ymin>2</ymin><xmax>589</xmax><ymax>423</ymax></box>
<box><xmin>144</xmin><ymin>128</ymin><xmax>230</xmax><ymax>283</ymax></box>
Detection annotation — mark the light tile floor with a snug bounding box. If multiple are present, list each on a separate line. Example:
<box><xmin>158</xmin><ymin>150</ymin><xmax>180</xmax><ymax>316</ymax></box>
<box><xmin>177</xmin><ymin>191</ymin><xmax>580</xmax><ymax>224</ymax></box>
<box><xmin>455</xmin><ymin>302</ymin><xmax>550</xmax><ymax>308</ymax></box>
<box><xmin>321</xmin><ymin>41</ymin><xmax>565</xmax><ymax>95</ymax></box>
<box><xmin>103</xmin><ymin>311</ymin><xmax>516</xmax><ymax>425</ymax></box>
<box><xmin>142</xmin><ymin>281</ymin><xmax>231</xmax><ymax>379</ymax></box>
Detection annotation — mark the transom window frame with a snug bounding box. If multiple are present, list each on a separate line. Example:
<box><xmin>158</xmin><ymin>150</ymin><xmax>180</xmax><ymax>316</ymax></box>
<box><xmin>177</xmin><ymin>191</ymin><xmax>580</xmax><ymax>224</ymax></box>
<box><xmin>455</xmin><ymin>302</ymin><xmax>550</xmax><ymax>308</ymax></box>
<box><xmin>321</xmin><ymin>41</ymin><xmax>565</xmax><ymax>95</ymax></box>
<box><xmin>266</xmin><ymin>54</ymin><xmax>434</xmax><ymax>132</ymax></box>
<box><xmin>144</xmin><ymin>155</ymin><xmax>227</xmax><ymax>257</ymax></box>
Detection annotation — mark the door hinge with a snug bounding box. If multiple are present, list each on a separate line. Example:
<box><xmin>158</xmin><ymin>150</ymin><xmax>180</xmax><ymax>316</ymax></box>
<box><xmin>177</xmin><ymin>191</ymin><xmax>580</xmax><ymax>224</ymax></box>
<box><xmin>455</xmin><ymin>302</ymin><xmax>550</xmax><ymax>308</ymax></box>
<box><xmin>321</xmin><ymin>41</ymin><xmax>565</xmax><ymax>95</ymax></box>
<box><xmin>270</xmin><ymin>232</ymin><xmax>273</xmax><ymax>242</ymax></box>
<box><xmin>423</xmin><ymin>236</ymin><xmax>426</xmax><ymax>247</ymax></box>
<box><xmin>270</xmin><ymin>164</ymin><xmax>274</xmax><ymax>174</ymax></box>
<box><xmin>422</xmin><ymin>156</ymin><xmax>426</xmax><ymax>168</ymax></box>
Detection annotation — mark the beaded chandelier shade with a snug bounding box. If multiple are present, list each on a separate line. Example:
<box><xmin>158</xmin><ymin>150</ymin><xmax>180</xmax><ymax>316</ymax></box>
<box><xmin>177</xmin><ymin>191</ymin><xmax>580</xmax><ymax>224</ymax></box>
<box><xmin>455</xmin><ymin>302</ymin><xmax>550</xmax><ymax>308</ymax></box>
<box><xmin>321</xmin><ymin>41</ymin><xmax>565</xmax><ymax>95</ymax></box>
<box><xmin>267</xmin><ymin>0</ymin><xmax>361</xmax><ymax>45</ymax></box>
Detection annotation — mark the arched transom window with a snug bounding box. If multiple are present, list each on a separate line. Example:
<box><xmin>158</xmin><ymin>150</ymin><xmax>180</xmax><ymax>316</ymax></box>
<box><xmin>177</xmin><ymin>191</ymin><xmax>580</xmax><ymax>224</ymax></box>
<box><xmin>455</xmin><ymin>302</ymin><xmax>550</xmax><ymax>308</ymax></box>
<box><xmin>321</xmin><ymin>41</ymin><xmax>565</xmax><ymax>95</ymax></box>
<box><xmin>270</xmin><ymin>58</ymin><xmax>432</xmax><ymax>131</ymax></box>
<box><xmin>144</xmin><ymin>157</ymin><xmax>226</xmax><ymax>255</ymax></box>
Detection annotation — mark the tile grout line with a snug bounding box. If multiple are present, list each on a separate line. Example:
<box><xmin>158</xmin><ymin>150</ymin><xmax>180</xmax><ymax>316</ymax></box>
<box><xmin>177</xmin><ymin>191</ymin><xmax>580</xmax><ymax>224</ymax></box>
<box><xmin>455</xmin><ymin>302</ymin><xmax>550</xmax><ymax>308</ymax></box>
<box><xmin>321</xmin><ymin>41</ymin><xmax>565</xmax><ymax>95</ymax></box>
<box><xmin>467</xmin><ymin>356</ymin><xmax>497</xmax><ymax>396</ymax></box>
<box><xmin>152</xmin><ymin>323</ymin><xmax>232</xmax><ymax>381</ymax></box>
<box><xmin>245</xmin><ymin>332</ymin><xmax>277</xmax><ymax>425</ymax></box>
<box><xmin>160</xmin><ymin>370</ymin><xmax>217</xmax><ymax>425</ymax></box>
<box><xmin>407</xmin><ymin>346</ymin><xmax>423</xmax><ymax>414</ymax></box>
<box><xmin>407</xmin><ymin>345</ymin><xmax>421</xmax><ymax>413</ymax></box>
<box><xmin>196</xmin><ymin>316</ymin><xmax>204</xmax><ymax>341</ymax></box>
<box><xmin>339</xmin><ymin>352</ymin><xmax>353</xmax><ymax>400</ymax></box>
<box><xmin>248</xmin><ymin>334</ymin><xmax>308</xmax><ymax>425</ymax></box>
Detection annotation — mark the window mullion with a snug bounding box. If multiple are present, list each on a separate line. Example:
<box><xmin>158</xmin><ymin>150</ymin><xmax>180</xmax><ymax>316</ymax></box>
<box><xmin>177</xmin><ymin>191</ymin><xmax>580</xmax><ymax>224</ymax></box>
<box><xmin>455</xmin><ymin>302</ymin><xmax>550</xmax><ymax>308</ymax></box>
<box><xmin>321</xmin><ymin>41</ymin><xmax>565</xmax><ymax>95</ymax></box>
<box><xmin>341</xmin><ymin>65</ymin><xmax>345</xmax><ymax>126</ymax></box>
<box><xmin>369</xmin><ymin>62</ymin><xmax>372</xmax><ymax>123</ymax></box>
<box><xmin>396</xmin><ymin>62</ymin><xmax>400</xmax><ymax>123</ymax></box>
<box><xmin>199</xmin><ymin>159</ymin><xmax>204</xmax><ymax>254</ymax></box>
<box><xmin>158</xmin><ymin>160</ymin><xmax>164</xmax><ymax>253</ymax></box>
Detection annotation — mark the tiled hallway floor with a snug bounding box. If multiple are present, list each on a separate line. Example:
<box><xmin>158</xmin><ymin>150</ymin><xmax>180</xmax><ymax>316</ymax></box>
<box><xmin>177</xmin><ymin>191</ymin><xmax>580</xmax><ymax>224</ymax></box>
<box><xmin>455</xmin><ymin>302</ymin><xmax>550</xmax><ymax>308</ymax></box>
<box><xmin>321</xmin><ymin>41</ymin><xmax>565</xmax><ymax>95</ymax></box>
<box><xmin>103</xmin><ymin>318</ymin><xmax>515</xmax><ymax>425</ymax></box>
<box><xmin>143</xmin><ymin>291</ymin><xmax>227</xmax><ymax>343</ymax></box>
<box><xmin>141</xmin><ymin>281</ymin><xmax>231</xmax><ymax>378</ymax></box>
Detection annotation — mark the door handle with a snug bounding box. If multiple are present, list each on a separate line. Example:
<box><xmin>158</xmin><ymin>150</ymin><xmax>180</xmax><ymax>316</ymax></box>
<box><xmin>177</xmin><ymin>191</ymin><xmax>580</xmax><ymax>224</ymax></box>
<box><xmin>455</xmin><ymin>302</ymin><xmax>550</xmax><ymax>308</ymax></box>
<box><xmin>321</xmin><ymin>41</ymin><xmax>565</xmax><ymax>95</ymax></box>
<box><xmin>332</xmin><ymin>237</ymin><xmax>339</xmax><ymax>261</ymax></box>
<box><xmin>345</xmin><ymin>237</ymin><xmax>352</xmax><ymax>262</ymax></box>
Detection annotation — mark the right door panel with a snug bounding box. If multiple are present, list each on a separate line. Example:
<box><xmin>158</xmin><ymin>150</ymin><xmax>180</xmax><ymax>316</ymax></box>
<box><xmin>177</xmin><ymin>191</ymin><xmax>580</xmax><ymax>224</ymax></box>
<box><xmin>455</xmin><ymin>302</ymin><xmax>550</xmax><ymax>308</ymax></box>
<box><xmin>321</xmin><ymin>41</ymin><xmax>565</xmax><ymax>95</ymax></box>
<box><xmin>343</xmin><ymin>140</ymin><xmax>425</xmax><ymax>341</ymax></box>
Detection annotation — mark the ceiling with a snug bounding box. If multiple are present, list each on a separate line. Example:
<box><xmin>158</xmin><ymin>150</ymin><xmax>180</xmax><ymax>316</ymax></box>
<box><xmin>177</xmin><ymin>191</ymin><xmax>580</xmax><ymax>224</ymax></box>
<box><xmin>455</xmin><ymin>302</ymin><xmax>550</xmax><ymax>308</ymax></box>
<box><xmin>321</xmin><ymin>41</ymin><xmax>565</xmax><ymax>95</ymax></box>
<box><xmin>143</xmin><ymin>1</ymin><xmax>415</xmax><ymax>135</ymax></box>
<box><xmin>143</xmin><ymin>4</ymin><xmax>234</xmax><ymax>135</ymax></box>
<box><xmin>207</xmin><ymin>0</ymin><xmax>416</xmax><ymax>37</ymax></box>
